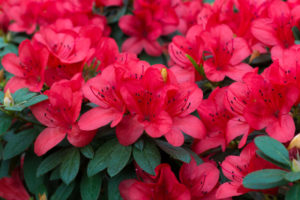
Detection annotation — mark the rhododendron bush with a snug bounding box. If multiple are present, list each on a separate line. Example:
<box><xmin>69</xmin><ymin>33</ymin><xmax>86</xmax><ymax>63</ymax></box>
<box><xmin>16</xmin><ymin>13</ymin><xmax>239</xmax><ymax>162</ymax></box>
<box><xmin>1</xmin><ymin>0</ymin><xmax>300</xmax><ymax>199</ymax></box>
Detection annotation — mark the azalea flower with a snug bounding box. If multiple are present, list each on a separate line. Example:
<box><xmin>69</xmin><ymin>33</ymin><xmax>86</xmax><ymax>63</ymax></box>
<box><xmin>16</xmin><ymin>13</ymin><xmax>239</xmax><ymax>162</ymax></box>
<box><xmin>2</xmin><ymin>39</ymin><xmax>48</xmax><ymax>93</ymax></box>
<box><xmin>31</xmin><ymin>74</ymin><xmax>96</xmax><ymax>156</ymax></box>
<box><xmin>119</xmin><ymin>10</ymin><xmax>163</xmax><ymax>56</ymax></box>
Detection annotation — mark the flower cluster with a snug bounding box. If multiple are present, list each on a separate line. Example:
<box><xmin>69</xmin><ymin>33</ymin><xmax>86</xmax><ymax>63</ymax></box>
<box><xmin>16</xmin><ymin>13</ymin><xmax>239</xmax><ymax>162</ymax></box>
<box><xmin>0</xmin><ymin>0</ymin><xmax>300</xmax><ymax>199</ymax></box>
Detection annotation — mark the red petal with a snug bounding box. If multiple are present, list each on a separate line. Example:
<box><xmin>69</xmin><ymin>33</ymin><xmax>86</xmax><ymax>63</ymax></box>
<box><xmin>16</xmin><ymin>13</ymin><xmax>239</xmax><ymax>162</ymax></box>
<box><xmin>2</xmin><ymin>53</ymin><xmax>23</xmax><ymax>77</ymax></box>
<box><xmin>34</xmin><ymin>127</ymin><xmax>66</xmax><ymax>156</ymax></box>
<box><xmin>67</xmin><ymin>124</ymin><xmax>96</xmax><ymax>147</ymax></box>
<box><xmin>251</xmin><ymin>18</ymin><xmax>278</xmax><ymax>46</ymax></box>
<box><xmin>121</xmin><ymin>37</ymin><xmax>144</xmax><ymax>55</ymax></box>
<box><xmin>266</xmin><ymin>114</ymin><xmax>295</xmax><ymax>143</ymax></box>
<box><xmin>173</xmin><ymin>115</ymin><xmax>206</xmax><ymax>139</ymax></box>
<box><xmin>116</xmin><ymin>115</ymin><xmax>144</xmax><ymax>146</ymax></box>
<box><xmin>165</xmin><ymin>127</ymin><xmax>185</xmax><ymax>147</ymax></box>
<box><xmin>78</xmin><ymin>107</ymin><xmax>123</xmax><ymax>131</ymax></box>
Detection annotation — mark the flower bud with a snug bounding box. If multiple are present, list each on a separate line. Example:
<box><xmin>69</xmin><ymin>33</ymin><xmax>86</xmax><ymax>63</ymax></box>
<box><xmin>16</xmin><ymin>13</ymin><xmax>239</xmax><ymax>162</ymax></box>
<box><xmin>4</xmin><ymin>89</ymin><xmax>14</xmax><ymax>107</ymax></box>
<box><xmin>161</xmin><ymin>68</ymin><xmax>167</xmax><ymax>82</ymax></box>
<box><xmin>288</xmin><ymin>134</ymin><xmax>300</xmax><ymax>150</ymax></box>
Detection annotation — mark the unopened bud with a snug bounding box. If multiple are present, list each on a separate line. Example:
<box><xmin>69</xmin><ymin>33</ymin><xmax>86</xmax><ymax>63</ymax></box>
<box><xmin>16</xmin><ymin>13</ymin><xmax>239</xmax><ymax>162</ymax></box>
<box><xmin>288</xmin><ymin>134</ymin><xmax>300</xmax><ymax>150</ymax></box>
<box><xmin>0</xmin><ymin>69</ymin><xmax>4</xmax><ymax>82</ymax></box>
<box><xmin>292</xmin><ymin>159</ymin><xmax>300</xmax><ymax>172</ymax></box>
<box><xmin>249</xmin><ymin>50</ymin><xmax>260</xmax><ymax>63</ymax></box>
<box><xmin>161</xmin><ymin>68</ymin><xmax>168</xmax><ymax>82</ymax></box>
<box><xmin>3</xmin><ymin>89</ymin><xmax>14</xmax><ymax>107</ymax></box>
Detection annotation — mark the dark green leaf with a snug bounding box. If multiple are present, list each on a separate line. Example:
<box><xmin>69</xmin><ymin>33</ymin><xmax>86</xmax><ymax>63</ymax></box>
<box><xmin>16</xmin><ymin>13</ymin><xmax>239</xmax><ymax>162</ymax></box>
<box><xmin>134</xmin><ymin>139</ymin><xmax>144</xmax><ymax>151</ymax></box>
<box><xmin>107</xmin><ymin>144</ymin><xmax>132</xmax><ymax>177</ymax></box>
<box><xmin>256</xmin><ymin>150</ymin><xmax>291</xmax><ymax>170</ymax></box>
<box><xmin>60</xmin><ymin>148</ymin><xmax>80</xmax><ymax>185</ymax></box>
<box><xmin>50</xmin><ymin>167</ymin><xmax>61</xmax><ymax>181</ymax></box>
<box><xmin>203</xmin><ymin>0</ymin><xmax>215</xmax><ymax>3</ymax></box>
<box><xmin>50</xmin><ymin>182</ymin><xmax>75</xmax><ymax>200</ymax></box>
<box><xmin>0</xmin><ymin>143</ymin><xmax>3</xmax><ymax>160</ymax></box>
<box><xmin>284</xmin><ymin>171</ymin><xmax>300</xmax><ymax>182</ymax></box>
<box><xmin>80</xmin><ymin>173</ymin><xmax>102</xmax><ymax>200</ymax></box>
<box><xmin>37</xmin><ymin>150</ymin><xmax>66</xmax><ymax>177</ymax></box>
<box><xmin>22</xmin><ymin>95</ymin><xmax>48</xmax><ymax>107</ymax></box>
<box><xmin>107</xmin><ymin>168</ymin><xmax>136</xmax><ymax>200</ymax></box>
<box><xmin>155</xmin><ymin>140</ymin><xmax>191</xmax><ymax>163</ymax></box>
<box><xmin>0</xmin><ymin>159</ymin><xmax>10</xmax><ymax>178</ymax></box>
<box><xmin>133</xmin><ymin>140</ymin><xmax>160</xmax><ymax>175</ymax></box>
<box><xmin>3</xmin><ymin>129</ymin><xmax>38</xmax><ymax>160</ymax></box>
<box><xmin>105</xmin><ymin>0</ymin><xmax>128</xmax><ymax>24</ymax></box>
<box><xmin>87</xmin><ymin>139</ymin><xmax>118</xmax><ymax>177</ymax></box>
<box><xmin>255</xmin><ymin>136</ymin><xmax>290</xmax><ymax>169</ymax></box>
<box><xmin>139</xmin><ymin>52</ymin><xmax>166</xmax><ymax>65</ymax></box>
<box><xmin>286</xmin><ymin>183</ymin><xmax>300</xmax><ymax>200</ymax></box>
<box><xmin>80</xmin><ymin>145</ymin><xmax>94</xmax><ymax>159</ymax></box>
<box><xmin>243</xmin><ymin>169</ymin><xmax>288</xmax><ymax>189</ymax></box>
<box><xmin>23</xmin><ymin>152</ymin><xmax>47</xmax><ymax>196</ymax></box>
<box><xmin>0</xmin><ymin>112</ymin><xmax>11</xmax><ymax>136</ymax></box>
<box><xmin>184</xmin><ymin>147</ymin><xmax>203</xmax><ymax>165</ymax></box>
<box><xmin>293</xmin><ymin>26</ymin><xmax>300</xmax><ymax>41</ymax></box>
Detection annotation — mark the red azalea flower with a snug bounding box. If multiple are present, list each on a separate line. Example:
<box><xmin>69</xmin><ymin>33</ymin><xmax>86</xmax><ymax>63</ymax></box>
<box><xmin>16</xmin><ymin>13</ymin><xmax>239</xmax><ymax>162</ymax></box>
<box><xmin>34</xmin><ymin>27</ymin><xmax>91</xmax><ymax>64</ymax></box>
<box><xmin>78</xmin><ymin>65</ymin><xmax>125</xmax><ymax>131</ymax></box>
<box><xmin>116</xmin><ymin>67</ymin><xmax>172</xmax><ymax>146</ymax></box>
<box><xmin>175</xmin><ymin>0</ymin><xmax>203</xmax><ymax>34</ymax></box>
<box><xmin>0</xmin><ymin>167</ymin><xmax>30</xmax><ymax>200</ymax></box>
<box><xmin>165</xmin><ymin>82</ymin><xmax>206</xmax><ymax>146</ymax></box>
<box><xmin>31</xmin><ymin>74</ymin><xmax>96</xmax><ymax>156</ymax></box>
<box><xmin>168</xmin><ymin>25</ymin><xmax>204</xmax><ymax>83</ymax></box>
<box><xmin>179</xmin><ymin>158</ymin><xmax>221</xmax><ymax>200</ymax></box>
<box><xmin>133</xmin><ymin>0</ymin><xmax>179</xmax><ymax>35</ymax></box>
<box><xmin>216</xmin><ymin>142</ymin><xmax>278</xmax><ymax>199</ymax></box>
<box><xmin>197</xmin><ymin>0</ymin><xmax>235</xmax><ymax>30</ymax></box>
<box><xmin>119</xmin><ymin>164</ymin><xmax>191</xmax><ymax>200</ymax></box>
<box><xmin>194</xmin><ymin>87</ymin><xmax>237</xmax><ymax>153</ymax></box>
<box><xmin>95</xmin><ymin>0</ymin><xmax>123</xmax><ymax>7</ymax></box>
<box><xmin>226</xmin><ymin>72</ymin><xmax>299</xmax><ymax>143</ymax></box>
<box><xmin>202</xmin><ymin>24</ymin><xmax>253</xmax><ymax>82</ymax></box>
<box><xmin>2</xmin><ymin>39</ymin><xmax>48</xmax><ymax>93</ymax></box>
<box><xmin>119</xmin><ymin>10</ymin><xmax>163</xmax><ymax>56</ymax></box>
<box><xmin>251</xmin><ymin>0</ymin><xmax>300</xmax><ymax>55</ymax></box>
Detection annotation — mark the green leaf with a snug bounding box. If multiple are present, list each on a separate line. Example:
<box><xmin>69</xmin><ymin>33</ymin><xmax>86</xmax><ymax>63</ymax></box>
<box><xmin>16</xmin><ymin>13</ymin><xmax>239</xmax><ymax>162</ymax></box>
<box><xmin>87</xmin><ymin>139</ymin><xmax>118</xmax><ymax>177</ymax></box>
<box><xmin>22</xmin><ymin>95</ymin><xmax>48</xmax><ymax>107</ymax></box>
<box><xmin>133</xmin><ymin>140</ymin><xmax>160</xmax><ymax>175</ymax></box>
<box><xmin>0</xmin><ymin>159</ymin><xmax>10</xmax><ymax>178</ymax></box>
<box><xmin>23</xmin><ymin>152</ymin><xmax>47</xmax><ymax>196</ymax></box>
<box><xmin>80</xmin><ymin>145</ymin><xmax>94</xmax><ymax>159</ymax></box>
<box><xmin>50</xmin><ymin>182</ymin><xmax>75</xmax><ymax>200</ymax></box>
<box><xmin>134</xmin><ymin>139</ymin><xmax>144</xmax><ymax>151</ymax></box>
<box><xmin>254</xmin><ymin>136</ymin><xmax>290</xmax><ymax>169</ymax></box>
<box><xmin>184</xmin><ymin>147</ymin><xmax>203</xmax><ymax>165</ymax></box>
<box><xmin>50</xmin><ymin>167</ymin><xmax>61</xmax><ymax>181</ymax></box>
<box><xmin>105</xmin><ymin>0</ymin><xmax>128</xmax><ymax>24</ymax></box>
<box><xmin>286</xmin><ymin>183</ymin><xmax>300</xmax><ymax>200</ymax></box>
<box><xmin>107</xmin><ymin>144</ymin><xmax>132</xmax><ymax>177</ymax></box>
<box><xmin>284</xmin><ymin>171</ymin><xmax>300</xmax><ymax>182</ymax></box>
<box><xmin>155</xmin><ymin>140</ymin><xmax>191</xmax><ymax>163</ymax></box>
<box><xmin>3</xmin><ymin>129</ymin><xmax>38</xmax><ymax>160</ymax></box>
<box><xmin>256</xmin><ymin>150</ymin><xmax>291</xmax><ymax>170</ymax></box>
<box><xmin>243</xmin><ymin>169</ymin><xmax>288</xmax><ymax>189</ymax></box>
<box><xmin>107</xmin><ymin>168</ymin><xmax>136</xmax><ymax>200</ymax></box>
<box><xmin>296</xmin><ymin>40</ymin><xmax>300</xmax><ymax>45</ymax></box>
<box><xmin>293</xmin><ymin>26</ymin><xmax>300</xmax><ymax>41</ymax></box>
<box><xmin>80</xmin><ymin>173</ymin><xmax>102</xmax><ymax>200</ymax></box>
<box><xmin>0</xmin><ymin>112</ymin><xmax>11</xmax><ymax>136</ymax></box>
<box><xmin>60</xmin><ymin>148</ymin><xmax>80</xmax><ymax>185</ymax></box>
<box><xmin>139</xmin><ymin>52</ymin><xmax>166</xmax><ymax>65</ymax></box>
<box><xmin>37</xmin><ymin>150</ymin><xmax>66</xmax><ymax>177</ymax></box>
<box><xmin>5</xmin><ymin>88</ymin><xmax>48</xmax><ymax>111</ymax></box>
